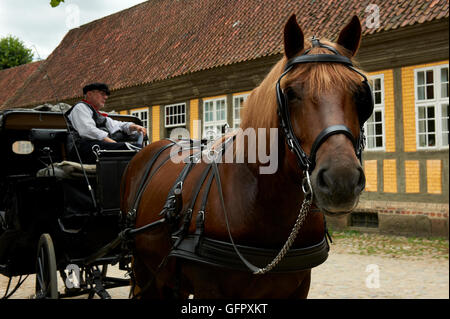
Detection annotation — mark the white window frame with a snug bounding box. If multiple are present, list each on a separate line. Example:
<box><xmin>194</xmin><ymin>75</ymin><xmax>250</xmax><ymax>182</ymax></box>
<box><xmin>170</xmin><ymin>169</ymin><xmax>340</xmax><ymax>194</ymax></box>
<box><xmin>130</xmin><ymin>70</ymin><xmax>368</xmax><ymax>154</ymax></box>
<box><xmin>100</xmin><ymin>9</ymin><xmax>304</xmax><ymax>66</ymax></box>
<box><xmin>131</xmin><ymin>108</ymin><xmax>149</xmax><ymax>131</ymax></box>
<box><xmin>232</xmin><ymin>93</ymin><xmax>249</xmax><ymax>129</ymax></box>
<box><xmin>415</xmin><ymin>64</ymin><xmax>449</xmax><ymax>150</ymax></box>
<box><xmin>364</xmin><ymin>74</ymin><xmax>385</xmax><ymax>151</ymax></box>
<box><xmin>203</xmin><ymin>97</ymin><xmax>227</xmax><ymax>140</ymax></box>
<box><xmin>165</xmin><ymin>103</ymin><xmax>186</xmax><ymax>128</ymax></box>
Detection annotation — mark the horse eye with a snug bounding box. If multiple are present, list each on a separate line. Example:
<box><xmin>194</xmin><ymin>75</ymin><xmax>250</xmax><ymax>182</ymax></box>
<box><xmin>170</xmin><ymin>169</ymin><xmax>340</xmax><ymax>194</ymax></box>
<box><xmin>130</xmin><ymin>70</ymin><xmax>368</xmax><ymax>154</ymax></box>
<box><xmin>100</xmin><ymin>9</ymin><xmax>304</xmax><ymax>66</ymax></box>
<box><xmin>285</xmin><ymin>87</ymin><xmax>300</xmax><ymax>101</ymax></box>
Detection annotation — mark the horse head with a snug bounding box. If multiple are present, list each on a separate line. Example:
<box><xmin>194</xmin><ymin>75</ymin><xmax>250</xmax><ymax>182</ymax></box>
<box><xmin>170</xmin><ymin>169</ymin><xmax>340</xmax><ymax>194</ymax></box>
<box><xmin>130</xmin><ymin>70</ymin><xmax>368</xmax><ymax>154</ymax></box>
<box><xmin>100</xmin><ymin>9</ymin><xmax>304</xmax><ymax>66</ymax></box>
<box><xmin>279</xmin><ymin>15</ymin><xmax>371</xmax><ymax>215</ymax></box>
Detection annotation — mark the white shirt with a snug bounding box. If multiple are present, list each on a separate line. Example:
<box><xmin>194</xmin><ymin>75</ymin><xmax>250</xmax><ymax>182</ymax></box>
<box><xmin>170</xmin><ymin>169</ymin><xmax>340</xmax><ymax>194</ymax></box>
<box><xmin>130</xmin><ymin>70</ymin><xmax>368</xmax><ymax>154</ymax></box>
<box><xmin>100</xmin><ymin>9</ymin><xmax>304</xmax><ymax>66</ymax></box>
<box><xmin>67</xmin><ymin>102</ymin><xmax>133</xmax><ymax>140</ymax></box>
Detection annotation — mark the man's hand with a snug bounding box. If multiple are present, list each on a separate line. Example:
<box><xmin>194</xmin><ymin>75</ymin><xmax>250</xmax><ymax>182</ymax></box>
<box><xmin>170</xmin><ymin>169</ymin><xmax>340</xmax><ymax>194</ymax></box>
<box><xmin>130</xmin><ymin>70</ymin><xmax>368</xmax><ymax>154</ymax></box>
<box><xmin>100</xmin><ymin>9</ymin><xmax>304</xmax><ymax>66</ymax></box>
<box><xmin>103</xmin><ymin>137</ymin><xmax>117</xmax><ymax>143</ymax></box>
<box><xmin>130</xmin><ymin>123</ymin><xmax>147</xmax><ymax>136</ymax></box>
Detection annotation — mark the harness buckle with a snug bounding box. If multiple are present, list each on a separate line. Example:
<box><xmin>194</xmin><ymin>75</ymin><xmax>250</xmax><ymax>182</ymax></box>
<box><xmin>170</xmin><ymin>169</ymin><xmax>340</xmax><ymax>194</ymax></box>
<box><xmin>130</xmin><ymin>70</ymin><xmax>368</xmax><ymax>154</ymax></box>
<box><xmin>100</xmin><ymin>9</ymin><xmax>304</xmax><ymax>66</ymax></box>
<box><xmin>301</xmin><ymin>169</ymin><xmax>313</xmax><ymax>204</ymax></box>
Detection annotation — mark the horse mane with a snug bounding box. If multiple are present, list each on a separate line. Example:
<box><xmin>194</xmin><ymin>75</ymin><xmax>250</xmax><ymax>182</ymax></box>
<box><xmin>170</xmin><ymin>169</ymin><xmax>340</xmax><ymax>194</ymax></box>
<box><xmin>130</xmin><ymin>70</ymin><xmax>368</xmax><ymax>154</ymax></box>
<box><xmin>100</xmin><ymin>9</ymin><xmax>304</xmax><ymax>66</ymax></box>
<box><xmin>240</xmin><ymin>39</ymin><xmax>365</xmax><ymax>132</ymax></box>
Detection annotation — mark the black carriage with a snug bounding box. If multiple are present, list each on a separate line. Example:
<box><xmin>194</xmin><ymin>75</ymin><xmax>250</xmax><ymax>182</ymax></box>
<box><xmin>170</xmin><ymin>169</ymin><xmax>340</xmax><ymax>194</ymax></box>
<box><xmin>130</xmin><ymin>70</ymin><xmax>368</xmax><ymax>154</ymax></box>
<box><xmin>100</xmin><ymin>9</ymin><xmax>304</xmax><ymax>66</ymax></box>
<box><xmin>0</xmin><ymin>108</ymin><xmax>142</xmax><ymax>299</ymax></box>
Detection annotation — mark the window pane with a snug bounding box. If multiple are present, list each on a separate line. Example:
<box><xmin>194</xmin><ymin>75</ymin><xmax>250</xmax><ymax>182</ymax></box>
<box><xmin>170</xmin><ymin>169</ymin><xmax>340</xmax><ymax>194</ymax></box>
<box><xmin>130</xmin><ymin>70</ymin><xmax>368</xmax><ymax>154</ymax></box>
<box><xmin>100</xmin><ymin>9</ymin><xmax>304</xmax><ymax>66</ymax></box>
<box><xmin>443</xmin><ymin>116</ymin><xmax>449</xmax><ymax>131</ymax></box>
<box><xmin>428</xmin><ymin>134</ymin><xmax>436</xmax><ymax>146</ymax></box>
<box><xmin>375</xmin><ymin>123</ymin><xmax>382</xmax><ymax>135</ymax></box>
<box><xmin>417</xmin><ymin>72</ymin><xmax>425</xmax><ymax>85</ymax></box>
<box><xmin>428</xmin><ymin>119</ymin><xmax>435</xmax><ymax>132</ymax></box>
<box><xmin>418</xmin><ymin>107</ymin><xmax>426</xmax><ymax>119</ymax></box>
<box><xmin>375</xmin><ymin>78</ymin><xmax>381</xmax><ymax>90</ymax></box>
<box><xmin>376</xmin><ymin>136</ymin><xmax>383</xmax><ymax>147</ymax></box>
<box><xmin>442</xmin><ymin>104</ymin><xmax>449</xmax><ymax>128</ymax></box>
<box><xmin>426</xmin><ymin>70</ymin><xmax>434</xmax><ymax>84</ymax></box>
<box><xmin>426</xmin><ymin>85</ymin><xmax>434</xmax><ymax>99</ymax></box>
<box><xmin>375</xmin><ymin>92</ymin><xmax>382</xmax><ymax>104</ymax></box>
<box><xmin>418</xmin><ymin>120</ymin><xmax>426</xmax><ymax>133</ymax></box>
<box><xmin>440</xmin><ymin>68</ymin><xmax>449</xmax><ymax>98</ymax></box>
<box><xmin>419</xmin><ymin>134</ymin><xmax>426</xmax><ymax>147</ymax></box>
<box><xmin>442</xmin><ymin>83</ymin><xmax>449</xmax><ymax>98</ymax></box>
<box><xmin>441</xmin><ymin>67</ymin><xmax>448</xmax><ymax>83</ymax></box>
<box><xmin>367</xmin><ymin>137</ymin><xmax>374</xmax><ymax>148</ymax></box>
<box><xmin>367</xmin><ymin>123</ymin><xmax>374</xmax><ymax>136</ymax></box>
<box><xmin>442</xmin><ymin>104</ymin><xmax>449</xmax><ymax>147</ymax></box>
<box><xmin>375</xmin><ymin>111</ymin><xmax>382</xmax><ymax>122</ymax></box>
<box><xmin>417</xmin><ymin>87</ymin><xmax>425</xmax><ymax>100</ymax></box>
<box><xmin>427</xmin><ymin>107</ymin><xmax>435</xmax><ymax>118</ymax></box>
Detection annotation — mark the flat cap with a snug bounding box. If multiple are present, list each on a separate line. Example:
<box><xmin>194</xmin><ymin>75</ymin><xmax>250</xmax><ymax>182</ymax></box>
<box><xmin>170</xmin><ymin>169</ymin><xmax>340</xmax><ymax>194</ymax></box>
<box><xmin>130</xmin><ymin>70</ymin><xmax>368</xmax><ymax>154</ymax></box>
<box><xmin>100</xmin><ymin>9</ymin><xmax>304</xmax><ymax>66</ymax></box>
<box><xmin>83</xmin><ymin>82</ymin><xmax>110</xmax><ymax>96</ymax></box>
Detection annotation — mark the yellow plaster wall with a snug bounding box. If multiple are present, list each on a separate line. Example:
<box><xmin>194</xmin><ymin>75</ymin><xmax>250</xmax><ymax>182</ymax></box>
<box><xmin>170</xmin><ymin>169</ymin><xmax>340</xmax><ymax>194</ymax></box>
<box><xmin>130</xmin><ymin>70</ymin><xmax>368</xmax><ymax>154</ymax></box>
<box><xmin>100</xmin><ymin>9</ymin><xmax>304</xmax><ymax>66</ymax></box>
<box><xmin>152</xmin><ymin>105</ymin><xmax>160</xmax><ymax>142</ymax></box>
<box><xmin>404</xmin><ymin>160</ymin><xmax>420</xmax><ymax>193</ymax></box>
<box><xmin>383</xmin><ymin>159</ymin><xmax>397</xmax><ymax>193</ymax></box>
<box><xmin>426</xmin><ymin>160</ymin><xmax>442</xmax><ymax>194</ymax></box>
<box><xmin>364</xmin><ymin>160</ymin><xmax>377</xmax><ymax>192</ymax></box>
<box><xmin>190</xmin><ymin>99</ymin><xmax>200</xmax><ymax>140</ymax></box>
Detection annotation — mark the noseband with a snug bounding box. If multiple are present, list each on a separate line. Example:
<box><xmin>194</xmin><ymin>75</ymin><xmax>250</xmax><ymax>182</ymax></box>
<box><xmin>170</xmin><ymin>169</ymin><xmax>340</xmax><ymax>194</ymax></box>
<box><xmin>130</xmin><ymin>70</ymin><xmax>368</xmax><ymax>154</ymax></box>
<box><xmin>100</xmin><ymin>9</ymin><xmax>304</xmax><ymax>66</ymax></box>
<box><xmin>276</xmin><ymin>37</ymin><xmax>374</xmax><ymax>173</ymax></box>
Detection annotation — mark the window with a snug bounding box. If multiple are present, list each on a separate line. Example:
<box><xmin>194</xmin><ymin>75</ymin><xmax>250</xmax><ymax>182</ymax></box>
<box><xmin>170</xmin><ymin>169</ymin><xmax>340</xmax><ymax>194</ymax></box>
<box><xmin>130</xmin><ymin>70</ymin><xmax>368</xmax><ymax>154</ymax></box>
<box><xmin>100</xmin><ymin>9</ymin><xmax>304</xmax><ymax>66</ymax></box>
<box><xmin>415</xmin><ymin>65</ymin><xmax>449</xmax><ymax>149</ymax></box>
<box><xmin>165</xmin><ymin>103</ymin><xmax>186</xmax><ymax>128</ymax></box>
<box><xmin>131</xmin><ymin>109</ymin><xmax>149</xmax><ymax>131</ymax></box>
<box><xmin>232</xmin><ymin>93</ymin><xmax>249</xmax><ymax>128</ymax></box>
<box><xmin>364</xmin><ymin>75</ymin><xmax>385</xmax><ymax>150</ymax></box>
<box><xmin>203</xmin><ymin>97</ymin><xmax>227</xmax><ymax>140</ymax></box>
<box><xmin>350</xmin><ymin>212</ymin><xmax>379</xmax><ymax>228</ymax></box>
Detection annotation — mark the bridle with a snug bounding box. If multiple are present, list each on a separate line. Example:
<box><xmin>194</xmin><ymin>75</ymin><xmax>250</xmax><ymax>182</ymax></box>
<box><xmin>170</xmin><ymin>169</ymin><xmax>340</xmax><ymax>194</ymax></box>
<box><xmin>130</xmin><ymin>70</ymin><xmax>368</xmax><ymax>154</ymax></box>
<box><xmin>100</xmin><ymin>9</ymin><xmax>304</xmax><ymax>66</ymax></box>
<box><xmin>276</xmin><ymin>37</ymin><xmax>374</xmax><ymax>173</ymax></box>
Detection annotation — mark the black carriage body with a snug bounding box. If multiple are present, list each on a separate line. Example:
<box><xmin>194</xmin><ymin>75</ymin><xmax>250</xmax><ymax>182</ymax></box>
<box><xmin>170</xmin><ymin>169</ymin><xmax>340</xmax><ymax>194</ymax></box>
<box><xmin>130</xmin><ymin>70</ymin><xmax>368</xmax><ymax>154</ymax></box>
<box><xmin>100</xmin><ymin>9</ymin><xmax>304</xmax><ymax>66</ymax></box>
<box><xmin>0</xmin><ymin>109</ymin><xmax>141</xmax><ymax>277</ymax></box>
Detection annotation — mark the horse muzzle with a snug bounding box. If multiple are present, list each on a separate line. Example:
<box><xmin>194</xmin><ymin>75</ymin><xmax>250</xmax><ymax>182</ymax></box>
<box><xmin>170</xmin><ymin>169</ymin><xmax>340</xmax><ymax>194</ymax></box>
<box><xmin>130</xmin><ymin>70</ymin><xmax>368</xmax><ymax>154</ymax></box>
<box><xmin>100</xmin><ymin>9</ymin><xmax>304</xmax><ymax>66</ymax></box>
<box><xmin>310</xmin><ymin>160</ymin><xmax>365</xmax><ymax>216</ymax></box>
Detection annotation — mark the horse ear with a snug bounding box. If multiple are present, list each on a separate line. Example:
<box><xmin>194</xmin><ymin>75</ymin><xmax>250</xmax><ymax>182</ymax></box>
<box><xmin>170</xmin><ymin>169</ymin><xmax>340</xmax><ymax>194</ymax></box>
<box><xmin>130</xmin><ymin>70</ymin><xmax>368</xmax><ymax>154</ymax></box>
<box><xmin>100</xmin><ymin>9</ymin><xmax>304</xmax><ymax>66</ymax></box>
<box><xmin>283</xmin><ymin>14</ymin><xmax>304</xmax><ymax>60</ymax></box>
<box><xmin>336</xmin><ymin>15</ymin><xmax>362</xmax><ymax>56</ymax></box>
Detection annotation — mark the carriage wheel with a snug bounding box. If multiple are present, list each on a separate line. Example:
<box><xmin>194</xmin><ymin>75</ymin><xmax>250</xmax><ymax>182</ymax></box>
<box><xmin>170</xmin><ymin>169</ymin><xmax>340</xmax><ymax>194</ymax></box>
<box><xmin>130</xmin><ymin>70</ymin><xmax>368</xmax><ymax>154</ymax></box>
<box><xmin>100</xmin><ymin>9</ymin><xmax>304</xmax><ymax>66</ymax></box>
<box><xmin>35</xmin><ymin>233</ymin><xmax>58</xmax><ymax>299</ymax></box>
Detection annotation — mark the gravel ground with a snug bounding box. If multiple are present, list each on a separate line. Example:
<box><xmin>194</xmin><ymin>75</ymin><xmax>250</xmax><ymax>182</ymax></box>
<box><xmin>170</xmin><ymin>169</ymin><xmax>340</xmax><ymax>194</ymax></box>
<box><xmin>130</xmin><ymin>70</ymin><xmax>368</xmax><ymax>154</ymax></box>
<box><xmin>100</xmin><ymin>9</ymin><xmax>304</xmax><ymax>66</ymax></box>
<box><xmin>1</xmin><ymin>231</ymin><xmax>448</xmax><ymax>299</ymax></box>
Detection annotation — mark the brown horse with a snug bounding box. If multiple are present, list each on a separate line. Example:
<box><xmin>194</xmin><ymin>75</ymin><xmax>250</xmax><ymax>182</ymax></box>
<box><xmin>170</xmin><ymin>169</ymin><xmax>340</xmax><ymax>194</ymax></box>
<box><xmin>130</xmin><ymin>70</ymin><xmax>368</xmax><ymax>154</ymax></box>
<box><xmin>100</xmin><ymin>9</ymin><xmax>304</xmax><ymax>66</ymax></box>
<box><xmin>121</xmin><ymin>14</ymin><xmax>369</xmax><ymax>298</ymax></box>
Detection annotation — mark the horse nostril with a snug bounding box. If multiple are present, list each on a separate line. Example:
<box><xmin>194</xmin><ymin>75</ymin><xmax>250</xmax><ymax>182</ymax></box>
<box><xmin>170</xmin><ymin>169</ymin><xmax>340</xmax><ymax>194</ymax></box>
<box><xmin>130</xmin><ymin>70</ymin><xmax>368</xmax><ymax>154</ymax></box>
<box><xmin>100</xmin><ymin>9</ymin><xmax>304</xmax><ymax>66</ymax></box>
<box><xmin>356</xmin><ymin>167</ymin><xmax>366</xmax><ymax>193</ymax></box>
<box><xmin>317</xmin><ymin>168</ymin><xmax>330</xmax><ymax>191</ymax></box>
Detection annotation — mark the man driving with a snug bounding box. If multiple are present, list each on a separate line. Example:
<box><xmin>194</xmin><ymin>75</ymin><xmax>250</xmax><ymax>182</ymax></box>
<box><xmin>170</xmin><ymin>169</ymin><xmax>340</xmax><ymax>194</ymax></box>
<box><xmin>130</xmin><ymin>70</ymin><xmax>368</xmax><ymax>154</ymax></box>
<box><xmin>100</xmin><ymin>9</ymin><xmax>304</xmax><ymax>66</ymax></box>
<box><xmin>65</xmin><ymin>82</ymin><xmax>147</xmax><ymax>163</ymax></box>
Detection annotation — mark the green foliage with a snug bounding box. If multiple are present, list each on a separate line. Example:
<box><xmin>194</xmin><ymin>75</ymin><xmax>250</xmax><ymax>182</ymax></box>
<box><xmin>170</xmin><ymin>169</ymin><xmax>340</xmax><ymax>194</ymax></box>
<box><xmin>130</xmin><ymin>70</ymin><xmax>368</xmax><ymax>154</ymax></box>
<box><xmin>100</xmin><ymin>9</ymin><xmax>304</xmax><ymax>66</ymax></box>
<box><xmin>0</xmin><ymin>35</ymin><xmax>34</xmax><ymax>70</ymax></box>
<box><xmin>50</xmin><ymin>0</ymin><xmax>65</xmax><ymax>7</ymax></box>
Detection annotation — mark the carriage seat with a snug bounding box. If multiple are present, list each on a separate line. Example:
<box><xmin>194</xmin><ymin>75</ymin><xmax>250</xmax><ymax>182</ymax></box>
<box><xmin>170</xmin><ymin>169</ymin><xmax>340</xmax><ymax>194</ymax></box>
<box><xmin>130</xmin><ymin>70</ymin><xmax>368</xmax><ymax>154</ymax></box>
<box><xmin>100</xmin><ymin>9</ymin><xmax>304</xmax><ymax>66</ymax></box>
<box><xmin>29</xmin><ymin>128</ymin><xmax>68</xmax><ymax>142</ymax></box>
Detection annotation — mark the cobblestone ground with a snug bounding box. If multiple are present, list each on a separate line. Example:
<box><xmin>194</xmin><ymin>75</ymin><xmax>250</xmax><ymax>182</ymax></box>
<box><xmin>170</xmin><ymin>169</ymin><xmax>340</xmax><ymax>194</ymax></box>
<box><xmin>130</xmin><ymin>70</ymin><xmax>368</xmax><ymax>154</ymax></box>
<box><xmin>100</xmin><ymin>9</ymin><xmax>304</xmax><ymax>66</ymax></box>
<box><xmin>1</xmin><ymin>232</ymin><xmax>448</xmax><ymax>299</ymax></box>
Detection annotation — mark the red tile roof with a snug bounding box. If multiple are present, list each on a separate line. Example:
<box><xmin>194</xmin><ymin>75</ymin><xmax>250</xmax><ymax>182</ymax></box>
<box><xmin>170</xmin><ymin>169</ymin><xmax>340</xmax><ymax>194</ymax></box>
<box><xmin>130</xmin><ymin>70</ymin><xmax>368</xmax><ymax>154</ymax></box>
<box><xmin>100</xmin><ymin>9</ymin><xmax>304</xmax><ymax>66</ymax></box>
<box><xmin>3</xmin><ymin>0</ymin><xmax>448</xmax><ymax>108</ymax></box>
<box><xmin>0</xmin><ymin>61</ymin><xmax>42</xmax><ymax>107</ymax></box>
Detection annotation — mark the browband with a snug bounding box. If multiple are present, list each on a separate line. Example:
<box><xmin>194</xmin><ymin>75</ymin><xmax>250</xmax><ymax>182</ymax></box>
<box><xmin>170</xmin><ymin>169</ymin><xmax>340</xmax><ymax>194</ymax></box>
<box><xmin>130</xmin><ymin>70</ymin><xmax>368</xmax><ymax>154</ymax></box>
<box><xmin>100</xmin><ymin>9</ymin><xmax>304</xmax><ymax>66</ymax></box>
<box><xmin>285</xmin><ymin>54</ymin><xmax>353</xmax><ymax>71</ymax></box>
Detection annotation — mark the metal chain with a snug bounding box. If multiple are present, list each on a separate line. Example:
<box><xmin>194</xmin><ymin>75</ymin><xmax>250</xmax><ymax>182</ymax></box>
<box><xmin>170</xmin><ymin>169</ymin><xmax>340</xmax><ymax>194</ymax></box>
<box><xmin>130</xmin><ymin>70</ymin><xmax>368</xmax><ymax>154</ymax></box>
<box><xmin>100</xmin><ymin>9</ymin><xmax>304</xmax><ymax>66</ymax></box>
<box><xmin>254</xmin><ymin>171</ymin><xmax>313</xmax><ymax>275</ymax></box>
